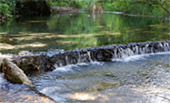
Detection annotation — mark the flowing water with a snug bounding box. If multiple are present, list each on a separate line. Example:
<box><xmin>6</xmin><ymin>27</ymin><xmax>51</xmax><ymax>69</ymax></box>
<box><xmin>1</xmin><ymin>52</ymin><xmax>170</xmax><ymax>103</ymax></box>
<box><xmin>1</xmin><ymin>13</ymin><xmax>170</xmax><ymax>103</ymax></box>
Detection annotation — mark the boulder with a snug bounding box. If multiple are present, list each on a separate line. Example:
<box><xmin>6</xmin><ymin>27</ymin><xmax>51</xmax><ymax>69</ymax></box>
<box><xmin>2</xmin><ymin>59</ymin><xmax>33</xmax><ymax>87</ymax></box>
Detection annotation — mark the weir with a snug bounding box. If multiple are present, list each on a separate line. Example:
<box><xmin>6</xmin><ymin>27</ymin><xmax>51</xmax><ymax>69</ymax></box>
<box><xmin>5</xmin><ymin>40</ymin><xmax>170</xmax><ymax>73</ymax></box>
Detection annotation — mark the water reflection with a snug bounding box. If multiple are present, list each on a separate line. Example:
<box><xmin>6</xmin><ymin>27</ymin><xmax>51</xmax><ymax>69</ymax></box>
<box><xmin>0</xmin><ymin>13</ymin><xmax>170</xmax><ymax>53</ymax></box>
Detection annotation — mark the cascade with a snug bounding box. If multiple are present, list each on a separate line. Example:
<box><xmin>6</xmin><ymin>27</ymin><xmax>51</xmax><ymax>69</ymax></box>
<box><xmin>5</xmin><ymin>40</ymin><xmax>170</xmax><ymax>73</ymax></box>
<box><xmin>46</xmin><ymin>40</ymin><xmax>170</xmax><ymax>69</ymax></box>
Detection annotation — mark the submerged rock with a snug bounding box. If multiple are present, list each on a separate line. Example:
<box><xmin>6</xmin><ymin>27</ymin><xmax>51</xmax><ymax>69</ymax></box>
<box><xmin>2</xmin><ymin>59</ymin><xmax>33</xmax><ymax>87</ymax></box>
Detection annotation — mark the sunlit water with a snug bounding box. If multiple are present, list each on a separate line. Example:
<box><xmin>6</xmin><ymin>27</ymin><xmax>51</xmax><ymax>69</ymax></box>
<box><xmin>0</xmin><ymin>13</ymin><xmax>170</xmax><ymax>53</ymax></box>
<box><xmin>1</xmin><ymin>52</ymin><xmax>170</xmax><ymax>103</ymax></box>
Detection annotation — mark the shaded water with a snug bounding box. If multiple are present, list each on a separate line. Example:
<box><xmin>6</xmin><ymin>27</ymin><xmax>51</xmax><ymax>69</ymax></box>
<box><xmin>0</xmin><ymin>13</ymin><xmax>170</xmax><ymax>53</ymax></box>
<box><xmin>1</xmin><ymin>52</ymin><xmax>170</xmax><ymax>102</ymax></box>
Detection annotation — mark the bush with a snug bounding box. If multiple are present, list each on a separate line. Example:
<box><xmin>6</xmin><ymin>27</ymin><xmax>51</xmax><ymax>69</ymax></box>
<box><xmin>0</xmin><ymin>2</ymin><xmax>12</xmax><ymax>18</ymax></box>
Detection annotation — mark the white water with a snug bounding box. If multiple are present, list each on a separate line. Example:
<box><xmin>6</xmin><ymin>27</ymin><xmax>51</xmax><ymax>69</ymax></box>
<box><xmin>0</xmin><ymin>74</ymin><xmax>5</xmax><ymax>85</ymax></box>
<box><xmin>113</xmin><ymin>51</ymin><xmax>170</xmax><ymax>62</ymax></box>
<box><xmin>54</xmin><ymin>61</ymin><xmax>103</xmax><ymax>72</ymax></box>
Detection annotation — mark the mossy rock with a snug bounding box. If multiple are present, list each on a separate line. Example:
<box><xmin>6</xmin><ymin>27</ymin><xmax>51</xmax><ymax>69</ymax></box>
<box><xmin>13</xmin><ymin>56</ymin><xmax>42</xmax><ymax>75</ymax></box>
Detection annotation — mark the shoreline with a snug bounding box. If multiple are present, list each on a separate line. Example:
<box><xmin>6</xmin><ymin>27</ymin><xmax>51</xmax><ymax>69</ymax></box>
<box><xmin>1</xmin><ymin>10</ymin><xmax>170</xmax><ymax>24</ymax></box>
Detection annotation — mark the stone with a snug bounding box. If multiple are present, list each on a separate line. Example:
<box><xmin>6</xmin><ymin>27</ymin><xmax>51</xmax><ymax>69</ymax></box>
<box><xmin>51</xmin><ymin>6</ymin><xmax>80</xmax><ymax>14</ymax></box>
<box><xmin>2</xmin><ymin>40</ymin><xmax>170</xmax><ymax>74</ymax></box>
<box><xmin>0</xmin><ymin>59</ymin><xmax>3</xmax><ymax>72</ymax></box>
<box><xmin>2</xmin><ymin>59</ymin><xmax>33</xmax><ymax>87</ymax></box>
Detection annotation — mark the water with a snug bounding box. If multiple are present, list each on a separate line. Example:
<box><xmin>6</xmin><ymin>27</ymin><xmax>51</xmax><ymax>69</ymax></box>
<box><xmin>1</xmin><ymin>52</ymin><xmax>170</xmax><ymax>102</ymax></box>
<box><xmin>31</xmin><ymin>53</ymin><xmax>170</xmax><ymax>103</ymax></box>
<box><xmin>0</xmin><ymin>13</ymin><xmax>170</xmax><ymax>53</ymax></box>
<box><xmin>1</xmin><ymin>13</ymin><xmax>170</xmax><ymax>102</ymax></box>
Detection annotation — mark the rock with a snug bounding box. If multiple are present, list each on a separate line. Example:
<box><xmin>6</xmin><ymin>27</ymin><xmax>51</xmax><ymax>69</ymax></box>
<box><xmin>0</xmin><ymin>59</ymin><xmax>3</xmax><ymax>72</ymax></box>
<box><xmin>2</xmin><ymin>59</ymin><xmax>33</xmax><ymax>87</ymax></box>
<box><xmin>2</xmin><ymin>40</ymin><xmax>170</xmax><ymax>74</ymax></box>
<box><xmin>51</xmin><ymin>6</ymin><xmax>80</xmax><ymax>14</ymax></box>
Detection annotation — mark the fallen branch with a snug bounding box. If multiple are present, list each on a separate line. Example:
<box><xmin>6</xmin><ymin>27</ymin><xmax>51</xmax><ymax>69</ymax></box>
<box><xmin>160</xmin><ymin>1</ymin><xmax>170</xmax><ymax>15</ymax></box>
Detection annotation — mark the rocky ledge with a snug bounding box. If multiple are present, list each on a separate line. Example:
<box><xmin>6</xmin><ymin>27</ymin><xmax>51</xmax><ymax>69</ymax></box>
<box><xmin>51</xmin><ymin>6</ymin><xmax>80</xmax><ymax>14</ymax></box>
<box><xmin>1</xmin><ymin>40</ymin><xmax>170</xmax><ymax>75</ymax></box>
<box><xmin>0</xmin><ymin>40</ymin><xmax>170</xmax><ymax>103</ymax></box>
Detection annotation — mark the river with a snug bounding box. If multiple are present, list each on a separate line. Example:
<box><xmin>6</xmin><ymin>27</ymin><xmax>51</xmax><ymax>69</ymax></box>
<box><xmin>0</xmin><ymin>13</ymin><xmax>170</xmax><ymax>103</ymax></box>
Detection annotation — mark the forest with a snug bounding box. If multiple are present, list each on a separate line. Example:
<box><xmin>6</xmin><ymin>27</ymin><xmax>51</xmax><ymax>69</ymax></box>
<box><xmin>0</xmin><ymin>0</ymin><xmax>170</xmax><ymax>20</ymax></box>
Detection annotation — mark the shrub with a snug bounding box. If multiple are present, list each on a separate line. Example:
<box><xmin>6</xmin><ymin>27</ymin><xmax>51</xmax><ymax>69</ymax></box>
<box><xmin>0</xmin><ymin>2</ymin><xmax>12</xmax><ymax>18</ymax></box>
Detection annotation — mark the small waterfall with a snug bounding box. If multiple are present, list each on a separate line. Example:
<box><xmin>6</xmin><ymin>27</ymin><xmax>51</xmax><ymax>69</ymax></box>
<box><xmin>65</xmin><ymin>56</ymin><xmax>69</xmax><ymax>65</ymax></box>
<box><xmin>12</xmin><ymin>40</ymin><xmax>170</xmax><ymax>71</ymax></box>
<box><xmin>77</xmin><ymin>51</ymin><xmax>81</xmax><ymax>63</ymax></box>
<box><xmin>87</xmin><ymin>51</ymin><xmax>93</xmax><ymax>62</ymax></box>
<box><xmin>47</xmin><ymin>41</ymin><xmax>170</xmax><ymax>69</ymax></box>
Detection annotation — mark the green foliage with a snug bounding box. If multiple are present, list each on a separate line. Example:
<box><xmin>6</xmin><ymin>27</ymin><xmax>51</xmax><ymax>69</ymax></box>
<box><xmin>1</xmin><ymin>0</ymin><xmax>170</xmax><ymax>19</ymax></box>
<box><xmin>0</xmin><ymin>0</ymin><xmax>49</xmax><ymax>18</ymax></box>
<box><xmin>50</xmin><ymin>0</ymin><xmax>99</xmax><ymax>10</ymax></box>
<box><xmin>0</xmin><ymin>0</ymin><xmax>21</xmax><ymax>18</ymax></box>
<box><xmin>101</xmin><ymin>0</ymin><xmax>170</xmax><ymax>16</ymax></box>
<box><xmin>0</xmin><ymin>2</ymin><xmax>12</xmax><ymax>18</ymax></box>
<box><xmin>49</xmin><ymin>0</ymin><xmax>170</xmax><ymax>16</ymax></box>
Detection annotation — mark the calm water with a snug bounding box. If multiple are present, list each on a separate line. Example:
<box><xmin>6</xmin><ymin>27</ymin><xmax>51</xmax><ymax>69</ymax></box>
<box><xmin>1</xmin><ymin>52</ymin><xmax>170</xmax><ymax>103</ymax></box>
<box><xmin>0</xmin><ymin>13</ymin><xmax>170</xmax><ymax>53</ymax></box>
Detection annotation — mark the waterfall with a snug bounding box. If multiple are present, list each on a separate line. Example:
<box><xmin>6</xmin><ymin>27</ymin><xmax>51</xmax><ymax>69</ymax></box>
<box><xmin>48</xmin><ymin>40</ymin><xmax>170</xmax><ymax>68</ymax></box>
<box><xmin>11</xmin><ymin>40</ymin><xmax>170</xmax><ymax>71</ymax></box>
<box><xmin>87</xmin><ymin>51</ymin><xmax>93</xmax><ymax>62</ymax></box>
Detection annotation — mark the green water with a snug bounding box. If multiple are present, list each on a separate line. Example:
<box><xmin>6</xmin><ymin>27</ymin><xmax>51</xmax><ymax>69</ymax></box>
<box><xmin>0</xmin><ymin>13</ymin><xmax>170</xmax><ymax>53</ymax></box>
